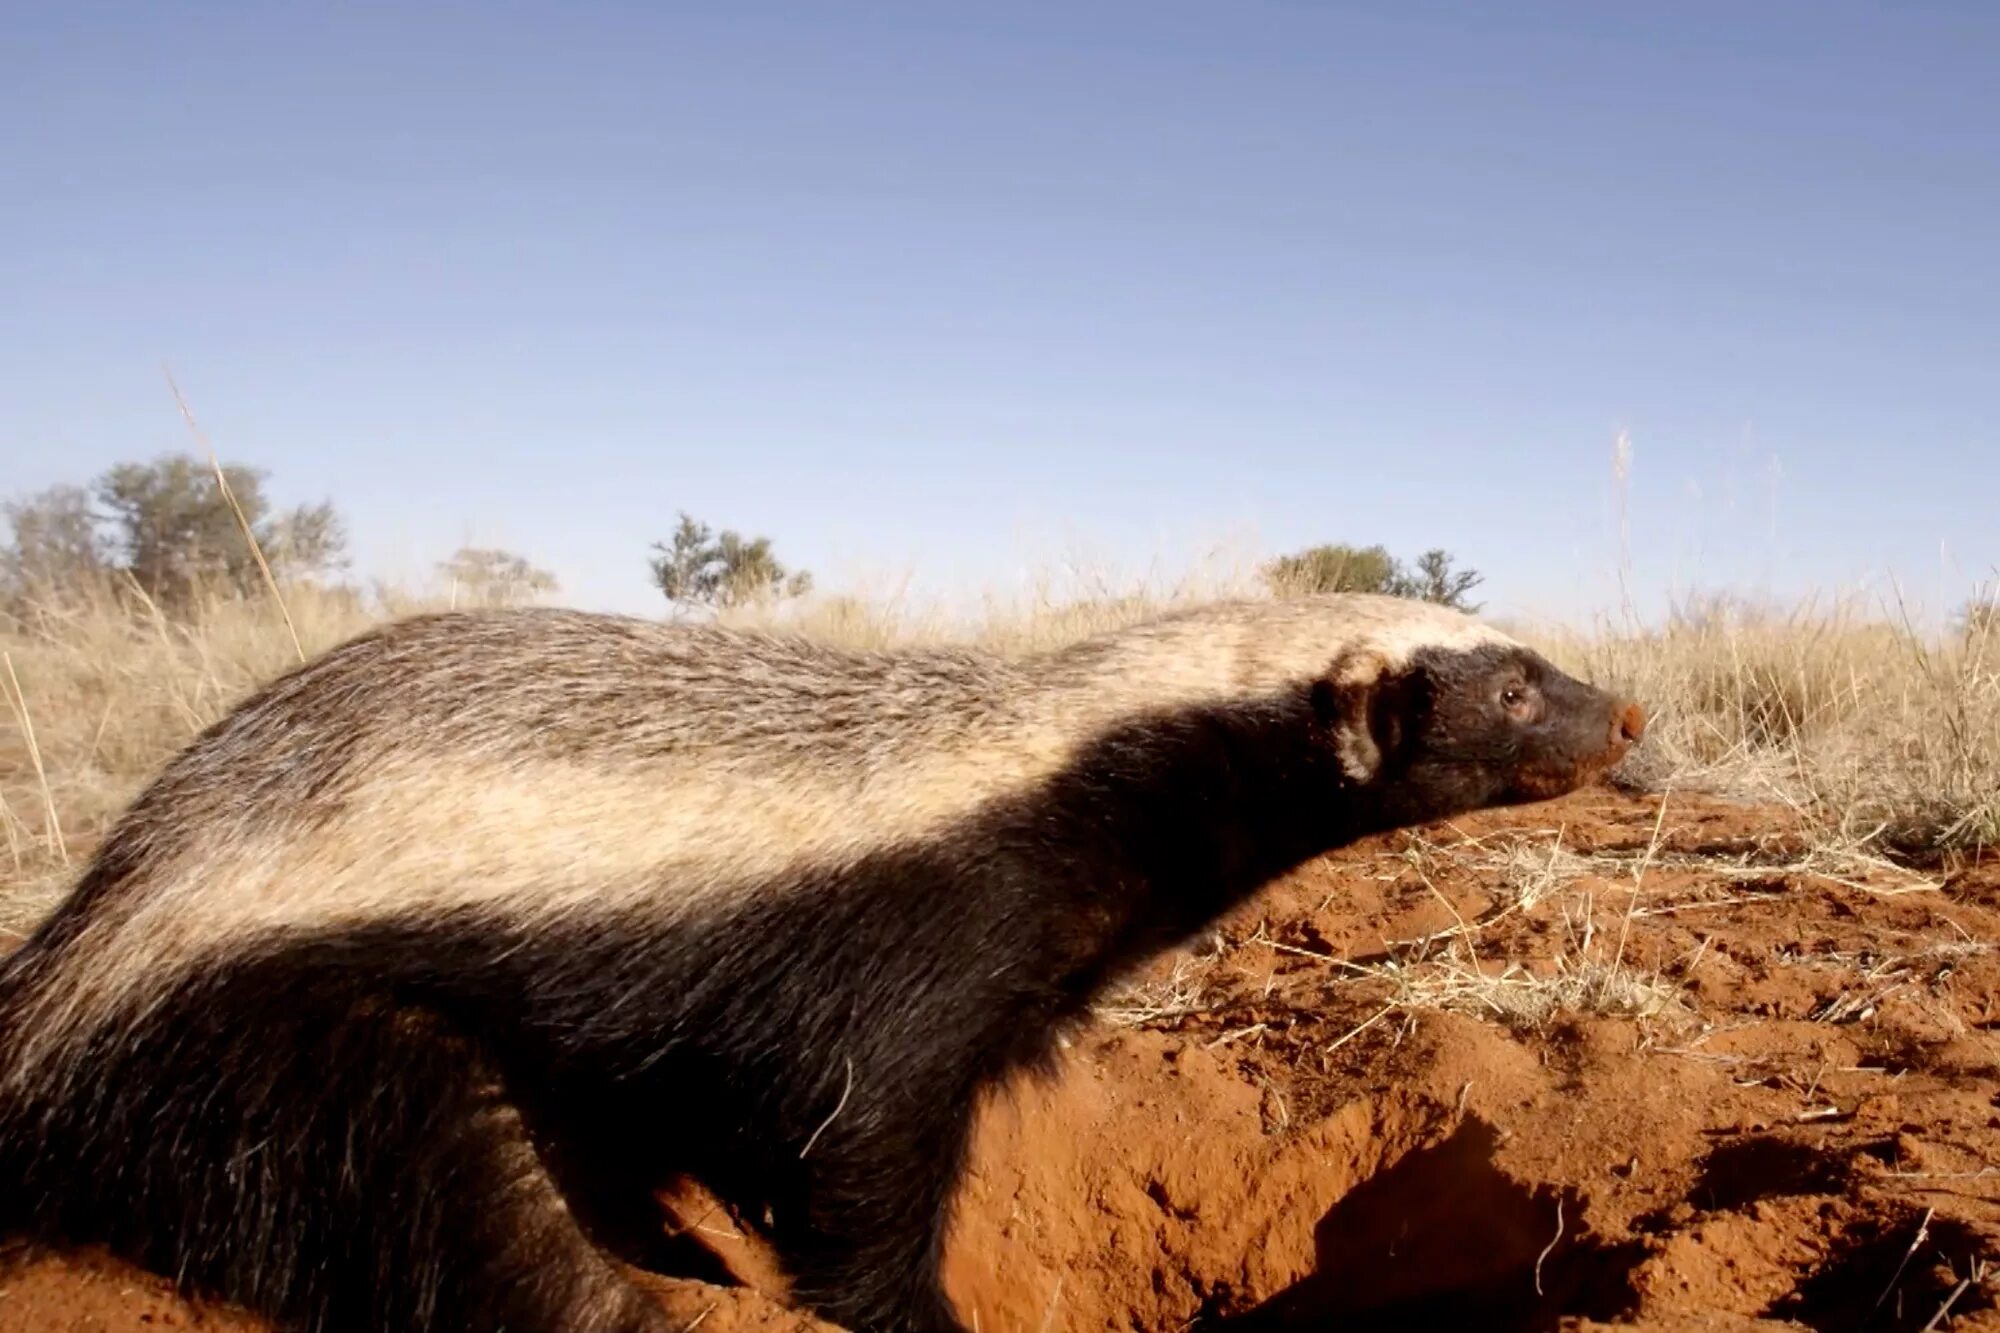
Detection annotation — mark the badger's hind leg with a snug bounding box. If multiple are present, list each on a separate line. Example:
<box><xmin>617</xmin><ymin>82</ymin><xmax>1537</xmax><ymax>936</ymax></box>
<box><xmin>417</xmin><ymin>1068</ymin><xmax>675</xmax><ymax>1333</ymax></box>
<box><xmin>759</xmin><ymin>1074</ymin><xmax>979</xmax><ymax>1333</ymax></box>
<box><xmin>4</xmin><ymin>974</ymin><xmax>669</xmax><ymax>1333</ymax></box>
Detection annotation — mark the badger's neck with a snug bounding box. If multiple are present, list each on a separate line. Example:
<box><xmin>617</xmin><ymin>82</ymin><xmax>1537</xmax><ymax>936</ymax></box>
<box><xmin>1011</xmin><ymin>688</ymin><xmax>1368</xmax><ymax>981</ymax></box>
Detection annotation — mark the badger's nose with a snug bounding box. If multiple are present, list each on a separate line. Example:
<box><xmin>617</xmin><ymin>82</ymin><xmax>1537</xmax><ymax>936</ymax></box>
<box><xmin>1615</xmin><ymin>702</ymin><xmax>1646</xmax><ymax>745</ymax></box>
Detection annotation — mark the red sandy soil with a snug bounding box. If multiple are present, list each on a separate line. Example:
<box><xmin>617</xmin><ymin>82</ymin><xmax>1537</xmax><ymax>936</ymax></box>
<box><xmin>3</xmin><ymin>790</ymin><xmax>1996</xmax><ymax>1331</ymax></box>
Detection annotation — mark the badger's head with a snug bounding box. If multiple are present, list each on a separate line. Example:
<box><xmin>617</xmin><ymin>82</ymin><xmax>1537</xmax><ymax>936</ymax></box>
<box><xmin>1261</xmin><ymin>597</ymin><xmax>1645</xmax><ymax>823</ymax></box>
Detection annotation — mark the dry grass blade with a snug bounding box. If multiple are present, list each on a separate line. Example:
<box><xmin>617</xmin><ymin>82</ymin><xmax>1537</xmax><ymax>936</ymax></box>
<box><xmin>1</xmin><ymin>651</ymin><xmax>67</xmax><ymax>867</ymax></box>
<box><xmin>163</xmin><ymin>365</ymin><xmax>304</xmax><ymax>664</ymax></box>
<box><xmin>1611</xmin><ymin>789</ymin><xmax>1672</xmax><ymax>977</ymax></box>
<box><xmin>1921</xmin><ymin>1258</ymin><xmax>1986</xmax><ymax>1332</ymax></box>
<box><xmin>1096</xmin><ymin>947</ymin><xmax>1221</xmax><ymax>1026</ymax></box>
<box><xmin>1534</xmin><ymin>1197</ymin><xmax>1564</xmax><ymax>1296</ymax></box>
<box><xmin>1499</xmin><ymin>826</ymin><xmax>1586</xmax><ymax>912</ymax></box>
<box><xmin>1870</xmin><ymin>1207</ymin><xmax>1933</xmax><ymax>1321</ymax></box>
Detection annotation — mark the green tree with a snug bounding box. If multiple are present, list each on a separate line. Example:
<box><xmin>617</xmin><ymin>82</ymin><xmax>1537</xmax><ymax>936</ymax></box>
<box><xmin>1390</xmin><ymin>548</ymin><xmax>1484</xmax><ymax>612</ymax></box>
<box><xmin>1261</xmin><ymin>543</ymin><xmax>1403</xmax><ymax>597</ymax></box>
<box><xmin>649</xmin><ymin>511</ymin><xmax>812</xmax><ymax>613</ymax></box>
<box><xmin>93</xmin><ymin>454</ymin><xmax>347</xmax><ymax>603</ymax></box>
<box><xmin>438</xmin><ymin>546</ymin><xmax>560</xmax><ymax>608</ymax></box>
<box><xmin>3</xmin><ymin>458</ymin><xmax>346</xmax><ymax>608</ymax></box>
<box><xmin>1264</xmin><ymin>542</ymin><xmax>1485</xmax><ymax>611</ymax></box>
<box><xmin>1</xmin><ymin>484</ymin><xmax>109</xmax><ymax>594</ymax></box>
<box><xmin>263</xmin><ymin>502</ymin><xmax>349</xmax><ymax>582</ymax></box>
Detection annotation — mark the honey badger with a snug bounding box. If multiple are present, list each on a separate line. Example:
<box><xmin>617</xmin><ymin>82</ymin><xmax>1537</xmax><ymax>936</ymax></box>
<box><xmin>0</xmin><ymin>593</ymin><xmax>1644</xmax><ymax>1333</ymax></box>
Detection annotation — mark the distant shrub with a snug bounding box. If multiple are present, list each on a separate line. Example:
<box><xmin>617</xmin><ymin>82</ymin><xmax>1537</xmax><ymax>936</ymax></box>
<box><xmin>1262</xmin><ymin>543</ymin><xmax>1483</xmax><ymax>611</ymax></box>
<box><xmin>2</xmin><ymin>454</ymin><xmax>347</xmax><ymax>612</ymax></box>
<box><xmin>1956</xmin><ymin>595</ymin><xmax>1999</xmax><ymax>643</ymax></box>
<box><xmin>649</xmin><ymin>511</ymin><xmax>811</xmax><ymax>614</ymax></box>
<box><xmin>437</xmin><ymin>547</ymin><xmax>560</xmax><ymax>608</ymax></box>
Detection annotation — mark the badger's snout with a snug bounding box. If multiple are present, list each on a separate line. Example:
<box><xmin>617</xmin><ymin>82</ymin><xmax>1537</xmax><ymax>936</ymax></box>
<box><xmin>1501</xmin><ymin>674</ymin><xmax>1646</xmax><ymax>802</ymax></box>
<box><xmin>1573</xmin><ymin>686</ymin><xmax>1645</xmax><ymax>771</ymax></box>
<box><xmin>1606</xmin><ymin>699</ymin><xmax>1646</xmax><ymax>763</ymax></box>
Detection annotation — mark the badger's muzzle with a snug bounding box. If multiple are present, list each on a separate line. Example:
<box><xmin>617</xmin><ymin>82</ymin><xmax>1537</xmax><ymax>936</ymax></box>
<box><xmin>1507</xmin><ymin>684</ymin><xmax>1647</xmax><ymax>801</ymax></box>
<box><xmin>1609</xmin><ymin>700</ymin><xmax>1647</xmax><ymax>764</ymax></box>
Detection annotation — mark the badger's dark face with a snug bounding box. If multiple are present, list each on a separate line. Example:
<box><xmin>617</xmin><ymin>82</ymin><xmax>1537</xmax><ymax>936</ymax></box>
<box><xmin>1400</xmin><ymin>643</ymin><xmax>1645</xmax><ymax>813</ymax></box>
<box><xmin>1318</xmin><ymin>642</ymin><xmax>1645</xmax><ymax>823</ymax></box>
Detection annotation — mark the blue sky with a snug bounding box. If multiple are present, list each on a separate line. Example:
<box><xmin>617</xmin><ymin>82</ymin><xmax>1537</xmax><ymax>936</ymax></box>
<box><xmin>3</xmin><ymin>1</ymin><xmax>1994</xmax><ymax>624</ymax></box>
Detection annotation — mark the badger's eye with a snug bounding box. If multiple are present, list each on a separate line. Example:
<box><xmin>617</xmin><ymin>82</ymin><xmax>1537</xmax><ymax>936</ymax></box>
<box><xmin>1501</xmin><ymin>687</ymin><xmax>1524</xmax><ymax>707</ymax></box>
<box><xmin>1499</xmin><ymin>683</ymin><xmax>1536</xmax><ymax>720</ymax></box>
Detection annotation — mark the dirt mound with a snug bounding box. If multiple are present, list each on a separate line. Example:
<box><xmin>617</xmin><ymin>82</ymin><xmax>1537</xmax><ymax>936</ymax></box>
<box><xmin>4</xmin><ymin>792</ymin><xmax>1997</xmax><ymax>1330</ymax></box>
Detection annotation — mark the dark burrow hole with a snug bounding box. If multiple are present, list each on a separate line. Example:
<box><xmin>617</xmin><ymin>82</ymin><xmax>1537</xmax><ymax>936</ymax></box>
<box><xmin>1768</xmin><ymin>1212</ymin><xmax>1994</xmax><ymax>1333</ymax></box>
<box><xmin>1198</xmin><ymin>1117</ymin><xmax>1643</xmax><ymax>1332</ymax></box>
<box><xmin>1690</xmin><ymin>1134</ymin><xmax>1890</xmax><ymax>1212</ymax></box>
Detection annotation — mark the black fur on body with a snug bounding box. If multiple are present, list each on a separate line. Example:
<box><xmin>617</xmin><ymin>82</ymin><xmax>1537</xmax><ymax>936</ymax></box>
<box><xmin>0</xmin><ymin>595</ymin><xmax>1645</xmax><ymax>1332</ymax></box>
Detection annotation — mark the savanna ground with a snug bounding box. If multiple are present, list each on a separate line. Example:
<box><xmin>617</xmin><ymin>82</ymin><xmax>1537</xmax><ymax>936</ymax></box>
<box><xmin>2</xmin><ymin>569</ymin><xmax>1997</xmax><ymax>1331</ymax></box>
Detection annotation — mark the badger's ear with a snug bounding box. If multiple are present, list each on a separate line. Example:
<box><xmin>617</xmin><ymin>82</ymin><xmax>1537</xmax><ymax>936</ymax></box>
<box><xmin>1309</xmin><ymin>649</ymin><xmax>1409</xmax><ymax>783</ymax></box>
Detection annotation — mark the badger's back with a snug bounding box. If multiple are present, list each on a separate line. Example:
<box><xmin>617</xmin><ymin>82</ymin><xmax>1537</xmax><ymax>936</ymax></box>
<box><xmin>5</xmin><ymin>596</ymin><xmax>1519</xmax><ymax>1024</ymax></box>
<box><xmin>3</xmin><ymin>609</ymin><xmax>1062</xmax><ymax>1065</ymax></box>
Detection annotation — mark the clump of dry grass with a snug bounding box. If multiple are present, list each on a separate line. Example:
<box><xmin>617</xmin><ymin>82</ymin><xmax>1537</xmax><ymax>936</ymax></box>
<box><xmin>1534</xmin><ymin>589</ymin><xmax>2000</xmax><ymax>860</ymax></box>
<box><xmin>1364</xmin><ymin>948</ymin><xmax>1689</xmax><ymax>1030</ymax></box>
<box><xmin>1471</xmin><ymin>833</ymin><xmax>1593</xmax><ymax>914</ymax></box>
<box><xmin>1342</xmin><ymin>822</ymin><xmax>1695</xmax><ymax>1033</ymax></box>
<box><xmin>0</xmin><ymin>576</ymin><xmax>406</xmax><ymax>935</ymax></box>
<box><xmin>1095</xmin><ymin>943</ymin><xmax>1227</xmax><ymax>1028</ymax></box>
